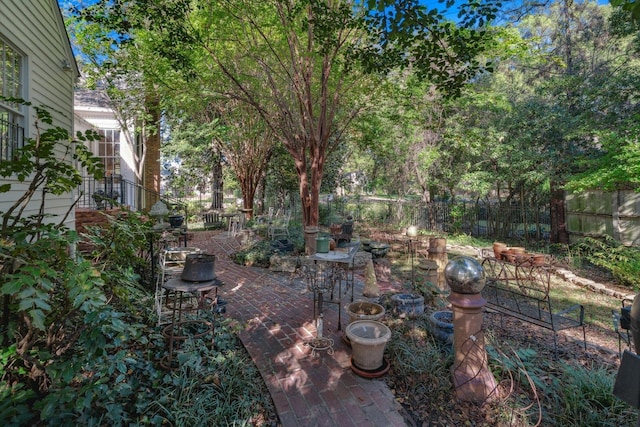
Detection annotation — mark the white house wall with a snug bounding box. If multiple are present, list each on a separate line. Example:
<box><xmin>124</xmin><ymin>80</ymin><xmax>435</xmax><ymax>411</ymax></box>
<box><xmin>73</xmin><ymin>105</ymin><xmax>137</xmax><ymax>207</ymax></box>
<box><xmin>0</xmin><ymin>0</ymin><xmax>79</xmax><ymax>229</ymax></box>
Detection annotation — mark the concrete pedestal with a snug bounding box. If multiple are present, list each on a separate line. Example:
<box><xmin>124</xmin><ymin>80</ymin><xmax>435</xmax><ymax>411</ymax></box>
<box><xmin>304</xmin><ymin>226</ymin><xmax>319</xmax><ymax>255</ymax></box>
<box><xmin>448</xmin><ymin>291</ymin><xmax>497</xmax><ymax>402</ymax></box>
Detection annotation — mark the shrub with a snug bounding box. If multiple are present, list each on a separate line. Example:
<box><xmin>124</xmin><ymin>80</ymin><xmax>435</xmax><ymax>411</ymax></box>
<box><xmin>573</xmin><ymin>236</ymin><xmax>640</xmax><ymax>290</ymax></box>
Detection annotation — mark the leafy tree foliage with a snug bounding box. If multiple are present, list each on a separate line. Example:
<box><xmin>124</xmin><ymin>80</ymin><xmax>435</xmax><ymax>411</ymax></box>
<box><xmin>70</xmin><ymin>0</ymin><xmax>502</xmax><ymax>231</ymax></box>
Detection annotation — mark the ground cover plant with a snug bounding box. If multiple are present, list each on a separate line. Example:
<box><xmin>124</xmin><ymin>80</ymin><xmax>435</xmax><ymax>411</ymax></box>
<box><xmin>374</xmin><ymin>231</ymin><xmax>638</xmax><ymax>426</ymax></box>
<box><xmin>0</xmin><ymin>105</ymin><xmax>277</xmax><ymax>426</ymax></box>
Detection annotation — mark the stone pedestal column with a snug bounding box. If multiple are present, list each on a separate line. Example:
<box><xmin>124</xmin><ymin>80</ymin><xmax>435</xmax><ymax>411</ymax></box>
<box><xmin>445</xmin><ymin>256</ymin><xmax>497</xmax><ymax>403</ymax></box>
<box><xmin>304</xmin><ymin>226</ymin><xmax>319</xmax><ymax>256</ymax></box>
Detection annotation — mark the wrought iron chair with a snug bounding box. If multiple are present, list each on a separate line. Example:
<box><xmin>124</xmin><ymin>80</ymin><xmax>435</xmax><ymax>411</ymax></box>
<box><xmin>268</xmin><ymin>210</ymin><xmax>291</xmax><ymax>240</ymax></box>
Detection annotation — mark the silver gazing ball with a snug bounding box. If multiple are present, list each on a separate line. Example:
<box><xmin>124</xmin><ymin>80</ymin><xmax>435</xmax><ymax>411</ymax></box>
<box><xmin>444</xmin><ymin>256</ymin><xmax>486</xmax><ymax>294</ymax></box>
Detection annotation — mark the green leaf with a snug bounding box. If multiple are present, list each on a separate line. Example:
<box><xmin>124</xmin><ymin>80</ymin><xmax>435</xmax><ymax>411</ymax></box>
<box><xmin>1</xmin><ymin>281</ymin><xmax>23</xmax><ymax>295</ymax></box>
<box><xmin>29</xmin><ymin>309</ymin><xmax>46</xmax><ymax>331</ymax></box>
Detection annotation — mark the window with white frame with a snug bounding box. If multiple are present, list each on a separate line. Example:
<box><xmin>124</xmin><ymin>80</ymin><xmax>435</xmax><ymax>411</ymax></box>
<box><xmin>0</xmin><ymin>38</ymin><xmax>25</xmax><ymax>161</ymax></box>
<box><xmin>98</xmin><ymin>129</ymin><xmax>121</xmax><ymax>176</ymax></box>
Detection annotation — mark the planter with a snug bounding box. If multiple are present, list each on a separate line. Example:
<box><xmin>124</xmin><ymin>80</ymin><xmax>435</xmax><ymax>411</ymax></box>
<box><xmin>346</xmin><ymin>320</ymin><xmax>391</xmax><ymax>371</ymax></box>
<box><xmin>168</xmin><ymin>214</ymin><xmax>185</xmax><ymax>228</ymax></box>
<box><xmin>429</xmin><ymin>310</ymin><xmax>454</xmax><ymax>344</ymax></box>
<box><xmin>391</xmin><ymin>293</ymin><xmax>424</xmax><ymax>318</ymax></box>
<box><xmin>316</xmin><ymin>237</ymin><xmax>330</xmax><ymax>253</ymax></box>
<box><xmin>428</xmin><ymin>237</ymin><xmax>447</xmax><ymax>254</ymax></box>
<box><xmin>345</xmin><ymin>301</ymin><xmax>385</xmax><ymax>324</ymax></box>
<box><xmin>181</xmin><ymin>253</ymin><xmax>216</xmax><ymax>282</ymax></box>
<box><xmin>492</xmin><ymin>242</ymin><xmax>507</xmax><ymax>258</ymax></box>
<box><xmin>369</xmin><ymin>242</ymin><xmax>390</xmax><ymax>258</ymax></box>
<box><xmin>530</xmin><ymin>253</ymin><xmax>546</xmax><ymax>266</ymax></box>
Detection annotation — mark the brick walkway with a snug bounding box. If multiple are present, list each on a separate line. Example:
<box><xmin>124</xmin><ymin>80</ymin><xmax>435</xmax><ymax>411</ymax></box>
<box><xmin>190</xmin><ymin>230</ymin><xmax>410</xmax><ymax>427</ymax></box>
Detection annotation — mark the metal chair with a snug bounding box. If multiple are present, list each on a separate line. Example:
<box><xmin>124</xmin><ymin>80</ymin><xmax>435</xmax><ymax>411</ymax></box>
<box><xmin>268</xmin><ymin>210</ymin><xmax>291</xmax><ymax>240</ymax></box>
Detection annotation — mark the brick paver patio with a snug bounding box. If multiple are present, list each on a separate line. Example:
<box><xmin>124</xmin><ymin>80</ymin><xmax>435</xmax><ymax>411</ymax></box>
<box><xmin>190</xmin><ymin>230</ymin><xmax>410</xmax><ymax>427</ymax></box>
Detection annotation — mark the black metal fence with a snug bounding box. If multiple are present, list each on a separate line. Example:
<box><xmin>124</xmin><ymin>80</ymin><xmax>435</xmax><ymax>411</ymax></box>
<box><xmin>77</xmin><ymin>175</ymin><xmax>184</xmax><ymax>213</ymax></box>
<box><xmin>328</xmin><ymin>196</ymin><xmax>551</xmax><ymax>241</ymax></box>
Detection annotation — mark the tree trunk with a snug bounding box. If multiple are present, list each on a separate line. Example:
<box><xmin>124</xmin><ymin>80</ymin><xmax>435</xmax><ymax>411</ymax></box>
<box><xmin>210</xmin><ymin>152</ymin><xmax>223</xmax><ymax>211</ymax></box>
<box><xmin>143</xmin><ymin>94</ymin><xmax>161</xmax><ymax>211</ymax></box>
<box><xmin>550</xmin><ymin>182</ymin><xmax>569</xmax><ymax>244</ymax></box>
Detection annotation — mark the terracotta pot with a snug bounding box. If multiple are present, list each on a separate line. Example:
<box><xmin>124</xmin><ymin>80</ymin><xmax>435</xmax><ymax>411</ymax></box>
<box><xmin>330</xmin><ymin>224</ymin><xmax>342</xmax><ymax>235</ymax></box>
<box><xmin>428</xmin><ymin>237</ymin><xmax>447</xmax><ymax>254</ymax></box>
<box><xmin>493</xmin><ymin>242</ymin><xmax>507</xmax><ymax>258</ymax></box>
<box><xmin>531</xmin><ymin>253</ymin><xmax>546</xmax><ymax>266</ymax></box>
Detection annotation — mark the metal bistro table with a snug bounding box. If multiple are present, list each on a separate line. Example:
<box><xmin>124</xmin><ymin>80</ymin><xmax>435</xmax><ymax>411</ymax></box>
<box><xmin>309</xmin><ymin>241</ymin><xmax>361</xmax><ymax>331</ymax></box>
<box><xmin>161</xmin><ymin>277</ymin><xmax>224</xmax><ymax>369</ymax></box>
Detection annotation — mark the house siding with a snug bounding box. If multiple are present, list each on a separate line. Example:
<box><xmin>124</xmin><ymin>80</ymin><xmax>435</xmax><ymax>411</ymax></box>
<box><xmin>0</xmin><ymin>0</ymin><xmax>78</xmax><ymax>229</ymax></box>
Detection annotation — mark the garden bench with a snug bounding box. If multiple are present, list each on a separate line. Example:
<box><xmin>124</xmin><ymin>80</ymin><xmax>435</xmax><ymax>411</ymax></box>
<box><xmin>202</xmin><ymin>211</ymin><xmax>224</xmax><ymax>230</ymax></box>
<box><xmin>480</xmin><ymin>249</ymin><xmax>586</xmax><ymax>357</ymax></box>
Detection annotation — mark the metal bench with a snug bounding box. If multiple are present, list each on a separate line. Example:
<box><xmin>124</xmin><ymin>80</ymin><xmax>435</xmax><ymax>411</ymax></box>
<box><xmin>480</xmin><ymin>249</ymin><xmax>586</xmax><ymax>357</ymax></box>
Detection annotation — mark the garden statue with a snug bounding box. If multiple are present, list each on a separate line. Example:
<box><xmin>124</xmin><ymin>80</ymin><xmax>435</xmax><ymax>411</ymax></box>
<box><xmin>362</xmin><ymin>259</ymin><xmax>379</xmax><ymax>297</ymax></box>
<box><xmin>150</xmin><ymin>200</ymin><xmax>170</xmax><ymax>230</ymax></box>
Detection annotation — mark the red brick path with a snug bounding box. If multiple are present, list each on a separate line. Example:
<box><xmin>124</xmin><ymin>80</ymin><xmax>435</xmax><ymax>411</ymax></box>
<box><xmin>190</xmin><ymin>230</ymin><xmax>409</xmax><ymax>427</ymax></box>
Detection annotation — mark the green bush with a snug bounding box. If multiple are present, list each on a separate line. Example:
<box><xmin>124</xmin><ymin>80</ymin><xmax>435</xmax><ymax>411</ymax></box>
<box><xmin>573</xmin><ymin>236</ymin><xmax>640</xmax><ymax>290</ymax></box>
<box><xmin>232</xmin><ymin>239</ymin><xmax>277</xmax><ymax>267</ymax></box>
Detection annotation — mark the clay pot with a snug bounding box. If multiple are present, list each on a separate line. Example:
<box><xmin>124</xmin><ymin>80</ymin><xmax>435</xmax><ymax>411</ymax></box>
<box><xmin>330</xmin><ymin>224</ymin><xmax>342</xmax><ymax>235</ymax></box>
<box><xmin>493</xmin><ymin>242</ymin><xmax>507</xmax><ymax>258</ymax></box>
<box><xmin>429</xmin><ymin>237</ymin><xmax>447</xmax><ymax>254</ymax></box>
<box><xmin>531</xmin><ymin>253</ymin><xmax>546</xmax><ymax>266</ymax></box>
<box><xmin>346</xmin><ymin>320</ymin><xmax>391</xmax><ymax>371</ymax></box>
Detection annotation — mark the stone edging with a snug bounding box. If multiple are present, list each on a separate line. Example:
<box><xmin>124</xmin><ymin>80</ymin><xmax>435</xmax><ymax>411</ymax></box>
<box><xmin>552</xmin><ymin>267</ymin><xmax>635</xmax><ymax>301</ymax></box>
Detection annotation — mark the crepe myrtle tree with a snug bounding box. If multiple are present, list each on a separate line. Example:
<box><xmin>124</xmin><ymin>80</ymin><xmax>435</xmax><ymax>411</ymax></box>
<box><xmin>70</xmin><ymin>0</ymin><xmax>501</xmax><ymax>230</ymax></box>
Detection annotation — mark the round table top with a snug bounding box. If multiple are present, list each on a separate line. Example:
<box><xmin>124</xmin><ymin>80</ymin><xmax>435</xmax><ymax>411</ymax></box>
<box><xmin>220</xmin><ymin>212</ymin><xmax>238</xmax><ymax>218</ymax></box>
<box><xmin>163</xmin><ymin>277</ymin><xmax>223</xmax><ymax>292</ymax></box>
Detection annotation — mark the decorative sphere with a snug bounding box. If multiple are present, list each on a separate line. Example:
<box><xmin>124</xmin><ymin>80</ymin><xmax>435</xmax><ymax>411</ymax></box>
<box><xmin>444</xmin><ymin>256</ymin><xmax>486</xmax><ymax>294</ymax></box>
<box><xmin>406</xmin><ymin>226</ymin><xmax>418</xmax><ymax>237</ymax></box>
